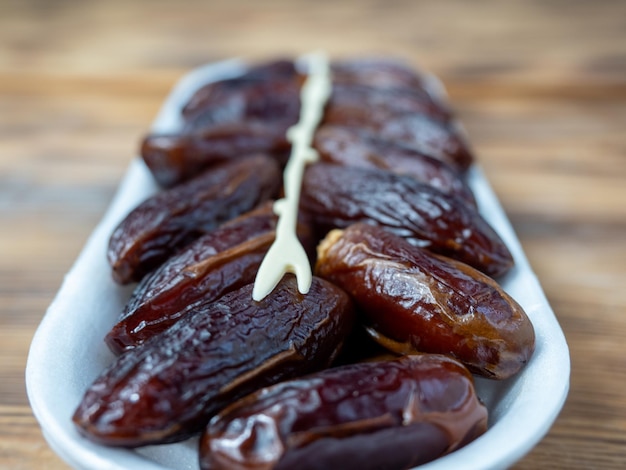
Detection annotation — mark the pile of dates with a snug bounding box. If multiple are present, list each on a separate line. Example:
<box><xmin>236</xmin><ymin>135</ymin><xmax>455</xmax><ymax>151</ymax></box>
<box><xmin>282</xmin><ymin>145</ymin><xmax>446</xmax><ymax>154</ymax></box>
<box><xmin>73</xmin><ymin>58</ymin><xmax>535</xmax><ymax>470</ymax></box>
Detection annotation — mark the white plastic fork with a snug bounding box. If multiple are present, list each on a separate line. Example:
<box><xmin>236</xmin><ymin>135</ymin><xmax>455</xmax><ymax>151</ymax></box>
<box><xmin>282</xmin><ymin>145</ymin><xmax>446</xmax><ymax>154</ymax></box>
<box><xmin>252</xmin><ymin>52</ymin><xmax>331</xmax><ymax>301</ymax></box>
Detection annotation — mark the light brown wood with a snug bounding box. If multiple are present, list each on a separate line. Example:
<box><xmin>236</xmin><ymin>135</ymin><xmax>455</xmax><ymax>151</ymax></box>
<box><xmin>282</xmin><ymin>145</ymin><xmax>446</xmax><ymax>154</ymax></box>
<box><xmin>1</xmin><ymin>0</ymin><xmax>625</xmax><ymax>468</ymax></box>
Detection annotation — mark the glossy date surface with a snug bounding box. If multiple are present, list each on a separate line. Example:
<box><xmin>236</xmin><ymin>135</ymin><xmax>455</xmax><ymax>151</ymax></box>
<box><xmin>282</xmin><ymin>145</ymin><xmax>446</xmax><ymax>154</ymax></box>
<box><xmin>106</xmin><ymin>203</ymin><xmax>275</xmax><ymax>353</ymax></box>
<box><xmin>107</xmin><ymin>155</ymin><xmax>281</xmax><ymax>284</ymax></box>
<box><xmin>142</xmin><ymin>121</ymin><xmax>293</xmax><ymax>188</ymax></box>
<box><xmin>182</xmin><ymin>59</ymin><xmax>300</xmax><ymax>120</ymax></box>
<box><xmin>324</xmin><ymin>83</ymin><xmax>451</xmax><ymax>125</ymax></box>
<box><xmin>356</xmin><ymin>113</ymin><xmax>473</xmax><ymax>172</ymax></box>
<box><xmin>301</xmin><ymin>162</ymin><xmax>513</xmax><ymax>277</ymax></box>
<box><xmin>200</xmin><ymin>354</ymin><xmax>487</xmax><ymax>470</ymax></box>
<box><xmin>73</xmin><ymin>276</ymin><xmax>355</xmax><ymax>447</ymax></box>
<box><xmin>315</xmin><ymin>224</ymin><xmax>535</xmax><ymax>379</ymax></box>
<box><xmin>105</xmin><ymin>203</ymin><xmax>315</xmax><ymax>354</ymax></box>
<box><xmin>313</xmin><ymin>125</ymin><xmax>477</xmax><ymax>207</ymax></box>
<box><xmin>143</xmin><ymin>60</ymin><xmax>301</xmax><ymax>187</ymax></box>
<box><xmin>330</xmin><ymin>58</ymin><xmax>446</xmax><ymax>100</ymax></box>
<box><xmin>142</xmin><ymin>57</ymin><xmax>470</xmax><ymax>187</ymax></box>
<box><xmin>328</xmin><ymin>59</ymin><xmax>472</xmax><ymax>169</ymax></box>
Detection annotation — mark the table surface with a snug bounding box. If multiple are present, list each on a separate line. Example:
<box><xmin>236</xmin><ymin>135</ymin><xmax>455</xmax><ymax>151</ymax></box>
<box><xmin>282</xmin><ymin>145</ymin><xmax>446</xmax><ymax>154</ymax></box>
<box><xmin>1</xmin><ymin>0</ymin><xmax>625</xmax><ymax>468</ymax></box>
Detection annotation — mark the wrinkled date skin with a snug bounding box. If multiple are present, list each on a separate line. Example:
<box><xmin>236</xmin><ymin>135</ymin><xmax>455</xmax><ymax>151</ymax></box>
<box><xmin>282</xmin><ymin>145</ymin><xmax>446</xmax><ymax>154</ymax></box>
<box><xmin>107</xmin><ymin>155</ymin><xmax>281</xmax><ymax>284</ymax></box>
<box><xmin>313</xmin><ymin>125</ymin><xmax>477</xmax><ymax>207</ymax></box>
<box><xmin>316</xmin><ymin>224</ymin><xmax>535</xmax><ymax>379</ymax></box>
<box><xmin>200</xmin><ymin>355</ymin><xmax>487</xmax><ymax>470</ymax></box>
<box><xmin>143</xmin><ymin>60</ymin><xmax>302</xmax><ymax>187</ymax></box>
<box><xmin>325</xmin><ymin>58</ymin><xmax>474</xmax><ymax>172</ymax></box>
<box><xmin>182</xmin><ymin>59</ymin><xmax>300</xmax><ymax>119</ymax></box>
<box><xmin>301</xmin><ymin>163</ymin><xmax>513</xmax><ymax>277</ymax></box>
<box><xmin>182</xmin><ymin>80</ymin><xmax>301</xmax><ymax>134</ymax></box>
<box><xmin>72</xmin><ymin>276</ymin><xmax>355</xmax><ymax>447</ymax></box>
<box><xmin>353</xmin><ymin>113</ymin><xmax>473</xmax><ymax>172</ymax></box>
<box><xmin>142</xmin><ymin>121</ymin><xmax>293</xmax><ymax>188</ymax></box>
<box><xmin>105</xmin><ymin>203</ymin><xmax>315</xmax><ymax>354</ymax></box>
<box><xmin>329</xmin><ymin>59</ymin><xmax>472</xmax><ymax>170</ymax></box>
<box><xmin>106</xmin><ymin>203</ymin><xmax>276</xmax><ymax>353</ymax></box>
<box><xmin>324</xmin><ymin>83</ymin><xmax>451</xmax><ymax>126</ymax></box>
<box><xmin>143</xmin><ymin>57</ymin><xmax>467</xmax><ymax>188</ymax></box>
<box><xmin>330</xmin><ymin>58</ymin><xmax>447</xmax><ymax>102</ymax></box>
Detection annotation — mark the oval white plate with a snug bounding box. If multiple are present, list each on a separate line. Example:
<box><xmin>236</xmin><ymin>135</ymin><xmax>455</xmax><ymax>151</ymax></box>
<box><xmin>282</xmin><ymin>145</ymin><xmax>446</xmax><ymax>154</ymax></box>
<box><xmin>26</xmin><ymin>59</ymin><xmax>570</xmax><ymax>470</ymax></box>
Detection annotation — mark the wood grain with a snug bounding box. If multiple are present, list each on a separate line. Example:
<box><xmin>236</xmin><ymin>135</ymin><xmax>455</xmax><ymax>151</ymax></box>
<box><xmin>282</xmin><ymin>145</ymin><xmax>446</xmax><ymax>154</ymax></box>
<box><xmin>1</xmin><ymin>0</ymin><xmax>625</xmax><ymax>468</ymax></box>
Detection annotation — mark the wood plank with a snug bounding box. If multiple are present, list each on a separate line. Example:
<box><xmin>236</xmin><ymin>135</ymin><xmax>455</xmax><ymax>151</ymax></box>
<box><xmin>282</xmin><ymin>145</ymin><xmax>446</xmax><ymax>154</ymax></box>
<box><xmin>1</xmin><ymin>0</ymin><xmax>625</xmax><ymax>468</ymax></box>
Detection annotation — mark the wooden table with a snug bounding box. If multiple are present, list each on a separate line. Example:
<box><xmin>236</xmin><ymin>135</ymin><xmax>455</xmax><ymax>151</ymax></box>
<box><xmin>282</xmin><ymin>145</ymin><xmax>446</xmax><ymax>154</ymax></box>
<box><xmin>1</xmin><ymin>0</ymin><xmax>624</xmax><ymax>468</ymax></box>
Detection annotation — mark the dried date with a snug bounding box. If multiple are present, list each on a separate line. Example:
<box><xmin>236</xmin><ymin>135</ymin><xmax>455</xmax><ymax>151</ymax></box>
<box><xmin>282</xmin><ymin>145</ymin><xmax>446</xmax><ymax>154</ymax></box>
<box><xmin>141</xmin><ymin>60</ymin><xmax>301</xmax><ymax>187</ymax></box>
<box><xmin>72</xmin><ymin>276</ymin><xmax>355</xmax><ymax>447</ymax></box>
<box><xmin>315</xmin><ymin>223</ymin><xmax>535</xmax><ymax>379</ymax></box>
<box><xmin>314</xmin><ymin>125</ymin><xmax>477</xmax><ymax>207</ymax></box>
<box><xmin>301</xmin><ymin>162</ymin><xmax>513</xmax><ymax>277</ymax></box>
<box><xmin>182</xmin><ymin>59</ymin><xmax>300</xmax><ymax>119</ymax></box>
<box><xmin>141</xmin><ymin>122</ymin><xmax>292</xmax><ymax>188</ymax></box>
<box><xmin>328</xmin><ymin>58</ymin><xmax>471</xmax><ymax>170</ymax></box>
<box><xmin>199</xmin><ymin>354</ymin><xmax>487</xmax><ymax>470</ymax></box>
<box><xmin>142</xmin><ymin>57</ymin><xmax>468</xmax><ymax>187</ymax></box>
<box><xmin>355</xmin><ymin>113</ymin><xmax>473</xmax><ymax>171</ymax></box>
<box><xmin>331</xmin><ymin>58</ymin><xmax>447</xmax><ymax>103</ymax></box>
<box><xmin>108</xmin><ymin>154</ymin><xmax>281</xmax><ymax>284</ymax></box>
<box><xmin>105</xmin><ymin>203</ymin><xmax>314</xmax><ymax>354</ymax></box>
<box><xmin>181</xmin><ymin>79</ymin><xmax>301</xmax><ymax>135</ymax></box>
<box><xmin>324</xmin><ymin>83</ymin><xmax>451</xmax><ymax>125</ymax></box>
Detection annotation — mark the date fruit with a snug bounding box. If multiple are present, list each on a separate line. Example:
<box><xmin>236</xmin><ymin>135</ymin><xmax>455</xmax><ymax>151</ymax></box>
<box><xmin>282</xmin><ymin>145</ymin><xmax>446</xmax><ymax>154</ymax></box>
<box><xmin>142</xmin><ymin>122</ymin><xmax>293</xmax><ymax>188</ymax></box>
<box><xmin>105</xmin><ymin>203</ymin><xmax>276</xmax><ymax>353</ymax></box>
<box><xmin>182</xmin><ymin>59</ymin><xmax>300</xmax><ymax>119</ymax></box>
<box><xmin>324</xmin><ymin>83</ymin><xmax>451</xmax><ymax>125</ymax></box>
<box><xmin>72</xmin><ymin>276</ymin><xmax>355</xmax><ymax>447</ymax></box>
<box><xmin>355</xmin><ymin>113</ymin><xmax>473</xmax><ymax>172</ymax></box>
<box><xmin>182</xmin><ymin>80</ymin><xmax>301</xmax><ymax>133</ymax></box>
<box><xmin>314</xmin><ymin>125</ymin><xmax>476</xmax><ymax>207</ymax></box>
<box><xmin>315</xmin><ymin>224</ymin><xmax>535</xmax><ymax>379</ymax></box>
<box><xmin>328</xmin><ymin>59</ymin><xmax>473</xmax><ymax>170</ymax></box>
<box><xmin>301</xmin><ymin>162</ymin><xmax>513</xmax><ymax>277</ymax></box>
<box><xmin>105</xmin><ymin>203</ymin><xmax>314</xmax><ymax>354</ymax></box>
<box><xmin>331</xmin><ymin>58</ymin><xmax>448</xmax><ymax>104</ymax></box>
<box><xmin>108</xmin><ymin>154</ymin><xmax>281</xmax><ymax>284</ymax></box>
<box><xmin>199</xmin><ymin>354</ymin><xmax>487</xmax><ymax>470</ymax></box>
<box><xmin>143</xmin><ymin>60</ymin><xmax>301</xmax><ymax>187</ymax></box>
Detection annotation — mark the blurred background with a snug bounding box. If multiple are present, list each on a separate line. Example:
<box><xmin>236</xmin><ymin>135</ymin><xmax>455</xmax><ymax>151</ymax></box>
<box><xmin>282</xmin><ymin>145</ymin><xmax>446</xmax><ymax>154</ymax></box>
<box><xmin>1</xmin><ymin>0</ymin><xmax>625</xmax><ymax>468</ymax></box>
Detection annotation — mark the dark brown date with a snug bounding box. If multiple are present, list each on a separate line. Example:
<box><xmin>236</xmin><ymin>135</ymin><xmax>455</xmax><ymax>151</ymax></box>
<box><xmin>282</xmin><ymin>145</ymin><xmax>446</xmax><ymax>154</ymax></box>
<box><xmin>141</xmin><ymin>121</ymin><xmax>292</xmax><ymax>188</ymax></box>
<box><xmin>324</xmin><ymin>83</ymin><xmax>451</xmax><ymax>125</ymax></box>
<box><xmin>355</xmin><ymin>113</ymin><xmax>473</xmax><ymax>171</ymax></box>
<box><xmin>301</xmin><ymin>162</ymin><xmax>513</xmax><ymax>277</ymax></box>
<box><xmin>144</xmin><ymin>62</ymin><xmax>301</xmax><ymax>187</ymax></box>
<box><xmin>314</xmin><ymin>125</ymin><xmax>477</xmax><ymax>207</ymax></box>
<box><xmin>105</xmin><ymin>203</ymin><xmax>276</xmax><ymax>353</ymax></box>
<box><xmin>182</xmin><ymin>59</ymin><xmax>300</xmax><ymax>119</ymax></box>
<box><xmin>316</xmin><ymin>224</ymin><xmax>535</xmax><ymax>379</ymax></box>
<box><xmin>331</xmin><ymin>58</ymin><xmax>446</xmax><ymax>101</ymax></box>
<box><xmin>329</xmin><ymin>58</ymin><xmax>473</xmax><ymax>170</ymax></box>
<box><xmin>143</xmin><ymin>57</ymin><xmax>467</xmax><ymax>188</ymax></box>
<box><xmin>105</xmin><ymin>203</ymin><xmax>314</xmax><ymax>354</ymax></box>
<box><xmin>199</xmin><ymin>354</ymin><xmax>488</xmax><ymax>470</ymax></box>
<box><xmin>332</xmin><ymin>58</ymin><xmax>474</xmax><ymax>171</ymax></box>
<box><xmin>183</xmin><ymin>80</ymin><xmax>301</xmax><ymax>133</ymax></box>
<box><xmin>107</xmin><ymin>154</ymin><xmax>281</xmax><ymax>284</ymax></box>
<box><xmin>72</xmin><ymin>276</ymin><xmax>355</xmax><ymax>447</ymax></box>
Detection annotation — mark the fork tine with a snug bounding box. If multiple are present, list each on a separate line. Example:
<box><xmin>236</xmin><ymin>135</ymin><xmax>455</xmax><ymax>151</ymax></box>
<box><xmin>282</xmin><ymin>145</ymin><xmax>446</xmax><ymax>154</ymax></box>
<box><xmin>252</xmin><ymin>232</ymin><xmax>312</xmax><ymax>301</ymax></box>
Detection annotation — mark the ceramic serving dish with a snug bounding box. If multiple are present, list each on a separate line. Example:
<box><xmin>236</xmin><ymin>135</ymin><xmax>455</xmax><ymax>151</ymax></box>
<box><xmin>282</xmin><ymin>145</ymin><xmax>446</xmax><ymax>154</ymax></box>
<box><xmin>26</xmin><ymin>59</ymin><xmax>570</xmax><ymax>470</ymax></box>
